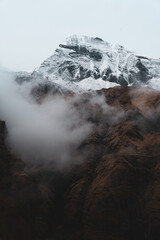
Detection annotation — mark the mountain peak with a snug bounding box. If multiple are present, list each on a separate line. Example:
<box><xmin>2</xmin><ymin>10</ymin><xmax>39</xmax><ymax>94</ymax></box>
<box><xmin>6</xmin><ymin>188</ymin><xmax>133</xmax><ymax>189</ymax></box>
<box><xmin>62</xmin><ymin>35</ymin><xmax>105</xmax><ymax>45</ymax></box>
<box><xmin>30</xmin><ymin>35</ymin><xmax>160</xmax><ymax>92</ymax></box>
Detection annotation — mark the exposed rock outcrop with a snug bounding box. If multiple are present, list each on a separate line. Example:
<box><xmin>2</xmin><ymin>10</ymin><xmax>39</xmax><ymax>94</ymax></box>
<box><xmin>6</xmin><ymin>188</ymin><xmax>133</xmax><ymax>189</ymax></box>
<box><xmin>15</xmin><ymin>35</ymin><xmax>160</xmax><ymax>92</ymax></box>
<box><xmin>35</xmin><ymin>35</ymin><xmax>160</xmax><ymax>90</ymax></box>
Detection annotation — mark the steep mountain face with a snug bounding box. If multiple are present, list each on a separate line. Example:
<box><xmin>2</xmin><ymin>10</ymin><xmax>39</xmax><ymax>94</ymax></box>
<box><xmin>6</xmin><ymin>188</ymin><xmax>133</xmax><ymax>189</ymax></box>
<box><xmin>0</xmin><ymin>87</ymin><xmax>160</xmax><ymax>240</ymax></box>
<box><xmin>32</xmin><ymin>35</ymin><xmax>160</xmax><ymax>91</ymax></box>
<box><xmin>1</xmin><ymin>35</ymin><xmax>160</xmax><ymax>239</ymax></box>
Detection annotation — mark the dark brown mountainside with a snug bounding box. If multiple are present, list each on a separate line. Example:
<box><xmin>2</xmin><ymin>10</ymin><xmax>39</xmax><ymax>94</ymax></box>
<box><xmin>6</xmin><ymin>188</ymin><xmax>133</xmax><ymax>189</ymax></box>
<box><xmin>0</xmin><ymin>86</ymin><xmax>160</xmax><ymax>240</ymax></box>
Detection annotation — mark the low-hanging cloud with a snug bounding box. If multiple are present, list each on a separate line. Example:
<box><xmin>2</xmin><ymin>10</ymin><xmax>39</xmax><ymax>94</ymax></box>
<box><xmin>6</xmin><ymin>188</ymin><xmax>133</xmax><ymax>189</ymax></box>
<box><xmin>0</xmin><ymin>70</ymin><xmax>127</xmax><ymax>171</ymax></box>
<box><xmin>0</xmin><ymin>70</ymin><xmax>93</xmax><ymax>170</ymax></box>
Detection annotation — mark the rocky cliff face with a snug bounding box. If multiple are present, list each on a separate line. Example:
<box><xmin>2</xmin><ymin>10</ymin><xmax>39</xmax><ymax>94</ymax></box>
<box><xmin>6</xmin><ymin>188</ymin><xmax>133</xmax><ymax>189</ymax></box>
<box><xmin>14</xmin><ymin>35</ymin><xmax>160</xmax><ymax>95</ymax></box>
<box><xmin>15</xmin><ymin>35</ymin><xmax>160</xmax><ymax>92</ymax></box>
<box><xmin>0</xmin><ymin>86</ymin><xmax>160</xmax><ymax>240</ymax></box>
<box><xmin>32</xmin><ymin>35</ymin><xmax>160</xmax><ymax>91</ymax></box>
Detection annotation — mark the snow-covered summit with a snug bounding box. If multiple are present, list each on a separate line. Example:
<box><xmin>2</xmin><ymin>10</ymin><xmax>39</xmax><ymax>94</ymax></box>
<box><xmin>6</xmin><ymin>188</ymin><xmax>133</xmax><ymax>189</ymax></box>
<box><xmin>31</xmin><ymin>35</ymin><xmax>160</xmax><ymax>91</ymax></box>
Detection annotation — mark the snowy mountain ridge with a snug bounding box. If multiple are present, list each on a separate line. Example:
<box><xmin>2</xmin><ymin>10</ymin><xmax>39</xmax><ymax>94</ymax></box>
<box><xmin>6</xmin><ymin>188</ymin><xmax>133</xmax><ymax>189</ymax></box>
<box><xmin>21</xmin><ymin>35</ymin><xmax>160</xmax><ymax>91</ymax></box>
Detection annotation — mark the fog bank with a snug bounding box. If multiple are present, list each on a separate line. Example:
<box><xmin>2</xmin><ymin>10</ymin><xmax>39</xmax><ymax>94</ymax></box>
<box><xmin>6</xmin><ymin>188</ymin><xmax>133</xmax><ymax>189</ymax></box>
<box><xmin>0</xmin><ymin>71</ymin><xmax>92</xmax><ymax>170</ymax></box>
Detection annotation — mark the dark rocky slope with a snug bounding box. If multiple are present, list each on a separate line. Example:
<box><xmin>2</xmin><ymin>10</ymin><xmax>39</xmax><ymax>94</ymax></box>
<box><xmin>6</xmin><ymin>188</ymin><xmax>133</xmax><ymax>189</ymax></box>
<box><xmin>0</xmin><ymin>86</ymin><xmax>160</xmax><ymax>240</ymax></box>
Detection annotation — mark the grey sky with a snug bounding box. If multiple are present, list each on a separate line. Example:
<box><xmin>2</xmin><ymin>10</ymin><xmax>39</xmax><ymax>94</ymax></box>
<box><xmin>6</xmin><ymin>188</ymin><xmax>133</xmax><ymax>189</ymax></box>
<box><xmin>0</xmin><ymin>0</ymin><xmax>160</xmax><ymax>71</ymax></box>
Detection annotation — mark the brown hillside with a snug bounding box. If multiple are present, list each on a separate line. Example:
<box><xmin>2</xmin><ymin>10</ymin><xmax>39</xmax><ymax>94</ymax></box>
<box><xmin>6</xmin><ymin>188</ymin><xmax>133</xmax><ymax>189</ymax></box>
<box><xmin>0</xmin><ymin>86</ymin><xmax>160</xmax><ymax>240</ymax></box>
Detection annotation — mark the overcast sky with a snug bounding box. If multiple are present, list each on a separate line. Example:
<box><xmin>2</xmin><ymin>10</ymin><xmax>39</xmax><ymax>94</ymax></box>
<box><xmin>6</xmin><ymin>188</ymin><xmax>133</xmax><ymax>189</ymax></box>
<box><xmin>0</xmin><ymin>0</ymin><xmax>160</xmax><ymax>71</ymax></box>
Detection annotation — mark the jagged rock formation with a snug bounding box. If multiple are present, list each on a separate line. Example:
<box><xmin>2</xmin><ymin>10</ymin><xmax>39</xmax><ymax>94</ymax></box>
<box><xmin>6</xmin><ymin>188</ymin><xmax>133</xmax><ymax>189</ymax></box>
<box><xmin>0</xmin><ymin>86</ymin><xmax>160</xmax><ymax>240</ymax></box>
<box><xmin>15</xmin><ymin>35</ymin><xmax>160</xmax><ymax>92</ymax></box>
<box><xmin>34</xmin><ymin>35</ymin><xmax>160</xmax><ymax>91</ymax></box>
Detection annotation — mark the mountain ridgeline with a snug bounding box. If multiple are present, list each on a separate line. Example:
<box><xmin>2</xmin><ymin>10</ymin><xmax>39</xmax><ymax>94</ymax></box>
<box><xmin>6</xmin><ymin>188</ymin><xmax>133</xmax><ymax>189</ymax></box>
<box><xmin>0</xmin><ymin>36</ymin><xmax>160</xmax><ymax>240</ymax></box>
<box><xmin>16</xmin><ymin>35</ymin><xmax>160</xmax><ymax>92</ymax></box>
